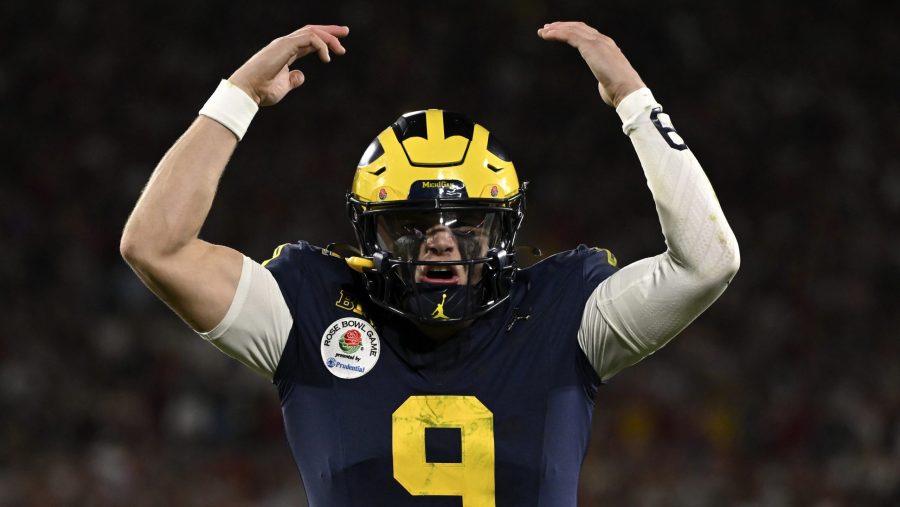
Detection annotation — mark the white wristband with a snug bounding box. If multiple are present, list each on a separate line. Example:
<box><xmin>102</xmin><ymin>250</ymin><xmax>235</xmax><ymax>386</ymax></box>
<box><xmin>199</xmin><ymin>79</ymin><xmax>259</xmax><ymax>141</ymax></box>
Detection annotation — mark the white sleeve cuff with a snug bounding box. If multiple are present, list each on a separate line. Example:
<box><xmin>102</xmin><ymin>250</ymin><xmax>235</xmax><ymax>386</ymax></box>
<box><xmin>198</xmin><ymin>79</ymin><xmax>259</xmax><ymax>141</ymax></box>
<box><xmin>197</xmin><ymin>256</ymin><xmax>293</xmax><ymax>378</ymax></box>
<box><xmin>198</xmin><ymin>254</ymin><xmax>253</xmax><ymax>341</ymax></box>
<box><xmin>615</xmin><ymin>87</ymin><xmax>661</xmax><ymax>135</ymax></box>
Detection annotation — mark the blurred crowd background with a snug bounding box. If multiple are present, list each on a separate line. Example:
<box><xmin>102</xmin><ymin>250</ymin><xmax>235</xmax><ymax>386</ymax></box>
<box><xmin>3</xmin><ymin>0</ymin><xmax>899</xmax><ymax>505</ymax></box>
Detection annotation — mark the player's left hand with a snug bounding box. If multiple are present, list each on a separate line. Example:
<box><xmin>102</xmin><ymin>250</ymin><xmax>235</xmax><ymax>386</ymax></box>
<box><xmin>537</xmin><ymin>22</ymin><xmax>645</xmax><ymax>108</ymax></box>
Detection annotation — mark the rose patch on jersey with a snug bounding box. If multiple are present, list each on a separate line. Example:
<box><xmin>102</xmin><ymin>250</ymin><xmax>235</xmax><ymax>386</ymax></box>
<box><xmin>321</xmin><ymin>317</ymin><xmax>380</xmax><ymax>379</ymax></box>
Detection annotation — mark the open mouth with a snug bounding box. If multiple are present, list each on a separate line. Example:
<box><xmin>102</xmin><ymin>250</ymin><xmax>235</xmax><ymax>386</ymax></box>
<box><xmin>416</xmin><ymin>265</ymin><xmax>462</xmax><ymax>285</ymax></box>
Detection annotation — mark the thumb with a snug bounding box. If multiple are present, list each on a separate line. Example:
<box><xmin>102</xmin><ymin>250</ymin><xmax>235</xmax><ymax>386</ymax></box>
<box><xmin>289</xmin><ymin>70</ymin><xmax>305</xmax><ymax>89</ymax></box>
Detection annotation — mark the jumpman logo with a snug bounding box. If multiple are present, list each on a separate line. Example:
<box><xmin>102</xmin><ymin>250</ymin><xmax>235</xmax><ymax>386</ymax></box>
<box><xmin>431</xmin><ymin>293</ymin><xmax>449</xmax><ymax>319</ymax></box>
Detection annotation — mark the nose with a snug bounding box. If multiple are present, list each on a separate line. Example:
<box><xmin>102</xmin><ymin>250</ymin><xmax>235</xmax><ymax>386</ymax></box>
<box><xmin>424</xmin><ymin>227</ymin><xmax>457</xmax><ymax>257</ymax></box>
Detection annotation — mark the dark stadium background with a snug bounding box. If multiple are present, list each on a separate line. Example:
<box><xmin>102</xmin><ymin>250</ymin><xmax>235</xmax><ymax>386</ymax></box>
<box><xmin>3</xmin><ymin>0</ymin><xmax>899</xmax><ymax>505</ymax></box>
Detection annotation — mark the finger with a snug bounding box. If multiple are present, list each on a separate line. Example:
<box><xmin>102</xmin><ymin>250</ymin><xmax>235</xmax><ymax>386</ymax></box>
<box><xmin>307</xmin><ymin>32</ymin><xmax>330</xmax><ymax>62</ymax></box>
<box><xmin>538</xmin><ymin>25</ymin><xmax>612</xmax><ymax>49</ymax></box>
<box><xmin>289</xmin><ymin>69</ymin><xmax>305</xmax><ymax>90</ymax></box>
<box><xmin>288</xmin><ymin>24</ymin><xmax>350</xmax><ymax>39</ymax></box>
<box><xmin>540</xmin><ymin>22</ymin><xmax>606</xmax><ymax>42</ymax></box>
<box><xmin>536</xmin><ymin>27</ymin><xmax>579</xmax><ymax>46</ymax></box>
<box><xmin>279</xmin><ymin>32</ymin><xmax>329</xmax><ymax>66</ymax></box>
<box><xmin>539</xmin><ymin>24</ymin><xmax>591</xmax><ymax>38</ymax></box>
<box><xmin>282</xmin><ymin>32</ymin><xmax>330</xmax><ymax>63</ymax></box>
<box><xmin>311</xmin><ymin>27</ymin><xmax>346</xmax><ymax>55</ymax></box>
<box><xmin>316</xmin><ymin>25</ymin><xmax>350</xmax><ymax>38</ymax></box>
<box><xmin>542</xmin><ymin>21</ymin><xmax>600</xmax><ymax>36</ymax></box>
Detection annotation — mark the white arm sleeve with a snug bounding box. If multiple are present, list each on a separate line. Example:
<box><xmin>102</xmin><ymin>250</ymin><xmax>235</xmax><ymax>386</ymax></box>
<box><xmin>197</xmin><ymin>255</ymin><xmax>293</xmax><ymax>378</ymax></box>
<box><xmin>578</xmin><ymin>88</ymin><xmax>740</xmax><ymax>381</ymax></box>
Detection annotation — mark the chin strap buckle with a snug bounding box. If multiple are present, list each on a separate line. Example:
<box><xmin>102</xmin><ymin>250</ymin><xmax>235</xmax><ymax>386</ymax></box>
<box><xmin>345</xmin><ymin>251</ymin><xmax>393</xmax><ymax>274</ymax></box>
<box><xmin>488</xmin><ymin>248</ymin><xmax>510</xmax><ymax>270</ymax></box>
<box><xmin>372</xmin><ymin>251</ymin><xmax>392</xmax><ymax>273</ymax></box>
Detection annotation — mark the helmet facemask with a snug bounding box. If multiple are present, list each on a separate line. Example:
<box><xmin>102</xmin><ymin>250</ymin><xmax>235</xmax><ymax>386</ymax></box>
<box><xmin>348</xmin><ymin>197</ymin><xmax>524</xmax><ymax>325</ymax></box>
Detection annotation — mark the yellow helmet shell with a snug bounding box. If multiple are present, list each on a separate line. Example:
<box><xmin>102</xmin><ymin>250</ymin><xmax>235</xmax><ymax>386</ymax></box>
<box><xmin>351</xmin><ymin>109</ymin><xmax>520</xmax><ymax>204</ymax></box>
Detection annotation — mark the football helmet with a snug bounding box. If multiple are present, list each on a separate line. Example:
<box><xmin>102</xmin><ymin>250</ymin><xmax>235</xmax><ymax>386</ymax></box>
<box><xmin>346</xmin><ymin>109</ymin><xmax>526</xmax><ymax>325</ymax></box>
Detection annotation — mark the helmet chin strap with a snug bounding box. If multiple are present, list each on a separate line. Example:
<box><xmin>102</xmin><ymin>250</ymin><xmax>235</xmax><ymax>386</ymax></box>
<box><xmin>345</xmin><ymin>251</ymin><xmax>392</xmax><ymax>273</ymax></box>
<box><xmin>404</xmin><ymin>283</ymin><xmax>480</xmax><ymax>324</ymax></box>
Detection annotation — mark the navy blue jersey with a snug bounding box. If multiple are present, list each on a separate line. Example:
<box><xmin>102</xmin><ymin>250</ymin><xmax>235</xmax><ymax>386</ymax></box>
<box><xmin>265</xmin><ymin>242</ymin><xmax>617</xmax><ymax>507</ymax></box>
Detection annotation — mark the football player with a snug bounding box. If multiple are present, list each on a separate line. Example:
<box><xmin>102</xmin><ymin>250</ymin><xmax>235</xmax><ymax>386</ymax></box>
<box><xmin>121</xmin><ymin>22</ymin><xmax>739</xmax><ymax>506</ymax></box>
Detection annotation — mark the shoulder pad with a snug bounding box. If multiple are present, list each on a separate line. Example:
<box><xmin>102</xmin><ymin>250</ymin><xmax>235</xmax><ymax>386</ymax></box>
<box><xmin>323</xmin><ymin>243</ymin><xmax>361</xmax><ymax>259</ymax></box>
<box><xmin>260</xmin><ymin>241</ymin><xmax>339</xmax><ymax>268</ymax></box>
<box><xmin>261</xmin><ymin>242</ymin><xmax>291</xmax><ymax>267</ymax></box>
<box><xmin>586</xmin><ymin>246</ymin><xmax>617</xmax><ymax>267</ymax></box>
<box><xmin>525</xmin><ymin>245</ymin><xmax>617</xmax><ymax>271</ymax></box>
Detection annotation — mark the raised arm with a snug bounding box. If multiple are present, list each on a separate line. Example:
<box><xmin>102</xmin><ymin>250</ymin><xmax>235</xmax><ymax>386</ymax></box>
<box><xmin>120</xmin><ymin>25</ymin><xmax>349</xmax><ymax>332</ymax></box>
<box><xmin>538</xmin><ymin>22</ymin><xmax>740</xmax><ymax>379</ymax></box>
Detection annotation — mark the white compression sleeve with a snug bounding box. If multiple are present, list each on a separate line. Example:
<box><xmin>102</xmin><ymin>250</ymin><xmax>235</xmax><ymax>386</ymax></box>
<box><xmin>578</xmin><ymin>88</ymin><xmax>740</xmax><ymax>381</ymax></box>
<box><xmin>197</xmin><ymin>255</ymin><xmax>293</xmax><ymax>378</ymax></box>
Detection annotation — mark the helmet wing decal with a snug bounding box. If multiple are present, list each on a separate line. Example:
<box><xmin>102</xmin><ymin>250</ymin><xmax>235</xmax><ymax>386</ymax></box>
<box><xmin>401</xmin><ymin>110</ymin><xmax>471</xmax><ymax>166</ymax></box>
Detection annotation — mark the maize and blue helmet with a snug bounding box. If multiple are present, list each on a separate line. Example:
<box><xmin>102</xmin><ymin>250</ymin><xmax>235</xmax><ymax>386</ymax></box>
<box><xmin>347</xmin><ymin>109</ymin><xmax>526</xmax><ymax>325</ymax></box>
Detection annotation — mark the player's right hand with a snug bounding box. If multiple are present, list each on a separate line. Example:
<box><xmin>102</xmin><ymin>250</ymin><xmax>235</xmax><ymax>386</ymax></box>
<box><xmin>228</xmin><ymin>24</ymin><xmax>349</xmax><ymax>106</ymax></box>
<box><xmin>537</xmin><ymin>22</ymin><xmax>644</xmax><ymax>108</ymax></box>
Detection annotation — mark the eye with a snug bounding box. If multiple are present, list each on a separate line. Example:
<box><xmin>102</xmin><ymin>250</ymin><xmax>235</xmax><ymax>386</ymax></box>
<box><xmin>401</xmin><ymin>223</ymin><xmax>425</xmax><ymax>239</ymax></box>
<box><xmin>451</xmin><ymin>215</ymin><xmax>486</xmax><ymax>236</ymax></box>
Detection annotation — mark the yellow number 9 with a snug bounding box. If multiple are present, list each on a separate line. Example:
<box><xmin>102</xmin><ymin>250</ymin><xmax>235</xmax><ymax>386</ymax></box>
<box><xmin>392</xmin><ymin>395</ymin><xmax>495</xmax><ymax>507</ymax></box>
